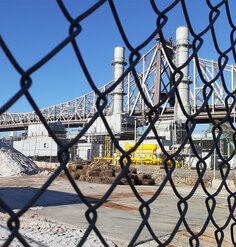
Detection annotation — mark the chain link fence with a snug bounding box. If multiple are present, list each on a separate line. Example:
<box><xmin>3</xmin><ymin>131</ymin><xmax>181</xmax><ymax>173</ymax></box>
<box><xmin>1</xmin><ymin>0</ymin><xmax>236</xmax><ymax>246</ymax></box>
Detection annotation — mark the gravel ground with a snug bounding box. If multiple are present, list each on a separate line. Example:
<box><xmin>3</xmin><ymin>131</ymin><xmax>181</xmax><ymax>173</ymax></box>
<box><xmin>0</xmin><ymin>212</ymin><xmax>116</xmax><ymax>247</ymax></box>
<box><xmin>137</xmin><ymin>165</ymin><xmax>236</xmax><ymax>188</ymax></box>
<box><xmin>0</xmin><ymin>168</ymin><xmax>234</xmax><ymax>247</ymax></box>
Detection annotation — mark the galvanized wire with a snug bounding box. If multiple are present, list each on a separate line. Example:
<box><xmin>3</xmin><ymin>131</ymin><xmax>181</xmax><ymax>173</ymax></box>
<box><xmin>0</xmin><ymin>0</ymin><xmax>236</xmax><ymax>246</ymax></box>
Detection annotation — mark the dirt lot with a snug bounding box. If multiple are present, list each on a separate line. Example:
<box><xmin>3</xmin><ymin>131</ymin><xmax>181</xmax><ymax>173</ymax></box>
<box><xmin>0</xmin><ymin>168</ymin><xmax>234</xmax><ymax>246</ymax></box>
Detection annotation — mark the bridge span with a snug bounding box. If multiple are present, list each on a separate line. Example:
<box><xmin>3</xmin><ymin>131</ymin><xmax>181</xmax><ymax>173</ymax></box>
<box><xmin>0</xmin><ymin>40</ymin><xmax>236</xmax><ymax>132</ymax></box>
<box><xmin>0</xmin><ymin>105</ymin><xmax>235</xmax><ymax>132</ymax></box>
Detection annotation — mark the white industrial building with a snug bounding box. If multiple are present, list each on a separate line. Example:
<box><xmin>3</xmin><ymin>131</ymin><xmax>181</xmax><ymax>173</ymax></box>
<box><xmin>14</xmin><ymin>122</ymin><xmax>66</xmax><ymax>162</ymax></box>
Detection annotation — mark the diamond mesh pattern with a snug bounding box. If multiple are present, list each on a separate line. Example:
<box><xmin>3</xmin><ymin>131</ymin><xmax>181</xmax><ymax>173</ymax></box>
<box><xmin>0</xmin><ymin>1</ymin><xmax>236</xmax><ymax>246</ymax></box>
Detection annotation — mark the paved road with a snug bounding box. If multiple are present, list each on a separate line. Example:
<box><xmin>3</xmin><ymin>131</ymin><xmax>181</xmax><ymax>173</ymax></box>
<box><xmin>0</xmin><ymin>175</ymin><xmax>233</xmax><ymax>246</ymax></box>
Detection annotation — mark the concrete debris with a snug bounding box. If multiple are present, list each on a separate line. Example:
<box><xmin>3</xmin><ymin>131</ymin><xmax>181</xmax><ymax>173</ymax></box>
<box><xmin>0</xmin><ymin>213</ymin><xmax>117</xmax><ymax>247</ymax></box>
<box><xmin>0</xmin><ymin>142</ymin><xmax>40</xmax><ymax>177</ymax></box>
<box><xmin>66</xmin><ymin>161</ymin><xmax>155</xmax><ymax>185</ymax></box>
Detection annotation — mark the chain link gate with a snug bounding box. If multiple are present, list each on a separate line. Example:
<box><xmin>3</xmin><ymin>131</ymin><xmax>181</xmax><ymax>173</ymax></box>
<box><xmin>1</xmin><ymin>0</ymin><xmax>236</xmax><ymax>246</ymax></box>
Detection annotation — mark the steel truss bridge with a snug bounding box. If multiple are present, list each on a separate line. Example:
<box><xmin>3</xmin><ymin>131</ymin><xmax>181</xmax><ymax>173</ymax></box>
<box><xmin>1</xmin><ymin>42</ymin><xmax>236</xmax><ymax>131</ymax></box>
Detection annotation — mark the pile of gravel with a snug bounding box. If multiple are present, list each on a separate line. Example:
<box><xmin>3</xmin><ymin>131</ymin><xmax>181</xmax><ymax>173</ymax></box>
<box><xmin>0</xmin><ymin>142</ymin><xmax>40</xmax><ymax>176</ymax></box>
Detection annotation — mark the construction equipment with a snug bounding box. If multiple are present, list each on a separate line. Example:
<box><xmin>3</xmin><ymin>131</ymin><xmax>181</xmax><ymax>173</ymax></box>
<box><xmin>95</xmin><ymin>142</ymin><xmax>186</xmax><ymax>168</ymax></box>
<box><xmin>123</xmin><ymin>143</ymin><xmax>161</xmax><ymax>166</ymax></box>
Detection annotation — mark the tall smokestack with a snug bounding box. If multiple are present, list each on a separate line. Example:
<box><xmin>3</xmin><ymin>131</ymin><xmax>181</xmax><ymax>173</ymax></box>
<box><xmin>174</xmin><ymin>26</ymin><xmax>191</xmax><ymax>122</ymax></box>
<box><xmin>112</xmin><ymin>46</ymin><xmax>126</xmax><ymax>115</ymax></box>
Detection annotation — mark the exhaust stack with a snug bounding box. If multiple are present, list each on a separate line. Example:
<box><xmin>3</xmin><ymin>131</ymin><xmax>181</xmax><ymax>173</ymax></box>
<box><xmin>112</xmin><ymin>46</ymin><xmax>126</xmax><ymax>115</ymax></box>
<box><xmin>174</xmin><ymin>26</ymin><xmax>191</xmax><ymax>122</ymax></box>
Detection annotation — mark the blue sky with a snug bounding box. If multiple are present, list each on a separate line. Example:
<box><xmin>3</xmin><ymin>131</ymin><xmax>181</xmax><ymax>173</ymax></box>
<box><xmin>0</xmin><ymin>0</ymin><xmax>235</xmax><ymax>113</ymax></box>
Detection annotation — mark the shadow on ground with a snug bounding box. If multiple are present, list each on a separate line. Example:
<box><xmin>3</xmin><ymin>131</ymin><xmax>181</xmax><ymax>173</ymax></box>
<box><xmin>0</xmin><ymin>187</ymin><xmax>98</xmax><ymax>210</ymax></box>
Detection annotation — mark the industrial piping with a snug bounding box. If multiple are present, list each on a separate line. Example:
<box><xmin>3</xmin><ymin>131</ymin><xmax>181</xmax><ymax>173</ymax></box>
<box><xmin>112</xmin><ymin>46</ymin><xmax>126</xmax><ymax>115</ymax></box>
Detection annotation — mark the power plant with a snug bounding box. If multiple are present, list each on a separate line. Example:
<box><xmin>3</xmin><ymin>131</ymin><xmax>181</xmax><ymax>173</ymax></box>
<box><xmin>1</xmin><ymin>27</ymin><xmax>235</xmax><ymax>170</ymax></box>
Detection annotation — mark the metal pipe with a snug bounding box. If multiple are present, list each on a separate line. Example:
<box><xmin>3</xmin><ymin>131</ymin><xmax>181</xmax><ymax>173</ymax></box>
<box><xmin>134</xmin><ymin>117</ymin><xmax>137</xmax><ymax>143</ymax></box>
<box><xmin>154</xmin><ymin>39</ymin><xmax>162</xmax><ymax>106</ymax></box>
<box><xmin>112</xmin><ymin>46</ymin><xmax>126</xmax><ymax>114</ymax></box>
<box><xmin>174</xmin><ymin>26</ymin><xmax>191</xmax><ymax>122</ymax></box>
<box><xmin>213</xmin><ymin>148</ymin><xmax>216</xmax><ymax>180</ymax></box>
<box><xmin>193</xmin><ymin>58</ymin><xmax>196</xmax><ymax>113</ymax></box>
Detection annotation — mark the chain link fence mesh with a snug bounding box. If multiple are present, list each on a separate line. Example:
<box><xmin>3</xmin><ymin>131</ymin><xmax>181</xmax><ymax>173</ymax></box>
<box><xmin>1</xmin><ymin>0</ymin><xmax>236</xmax><ymax>246</ymax></box>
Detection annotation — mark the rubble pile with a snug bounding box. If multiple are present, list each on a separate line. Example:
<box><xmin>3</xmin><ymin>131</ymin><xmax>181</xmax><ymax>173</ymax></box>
<box><xmin>0</xmin><ymin>142</ymin><xmax>40</xmax><ymax>176</ymax></box>
<box><xmin>67</xmin><ymin>160</ymin><xmax>155</xmax><ymax>185</ymax></box>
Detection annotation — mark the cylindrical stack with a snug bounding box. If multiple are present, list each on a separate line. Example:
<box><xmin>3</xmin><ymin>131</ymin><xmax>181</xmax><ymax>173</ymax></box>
<box><xmin>112</xmin><ymin>46</ymin><xmax>126</xmax><ymax>115</ymax></box>
<box><xmin>174</xmin><ymin>26</ymin><xmax>191</xmax><ymax>122</ymax></box>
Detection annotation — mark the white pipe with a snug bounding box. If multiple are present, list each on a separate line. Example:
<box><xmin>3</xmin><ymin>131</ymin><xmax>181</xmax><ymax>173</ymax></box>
<box><xmin>174</xmin><ymin>26</ymin><xmax>191</xmax><ymax>122</ymax></box>
<box><xmin>112</xmin><ymin>46</ymin><xmax>126</xmax><ymax>114</ymax></box>
<box><xmin>193</xmin><ymin>58</ymin><xmax>196</xmax><ymax>113</ymax></box>
<box><xmin>134</xmin><ymin>117</ymin><xmax>137</xmax><ymax>143</ymax></box>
